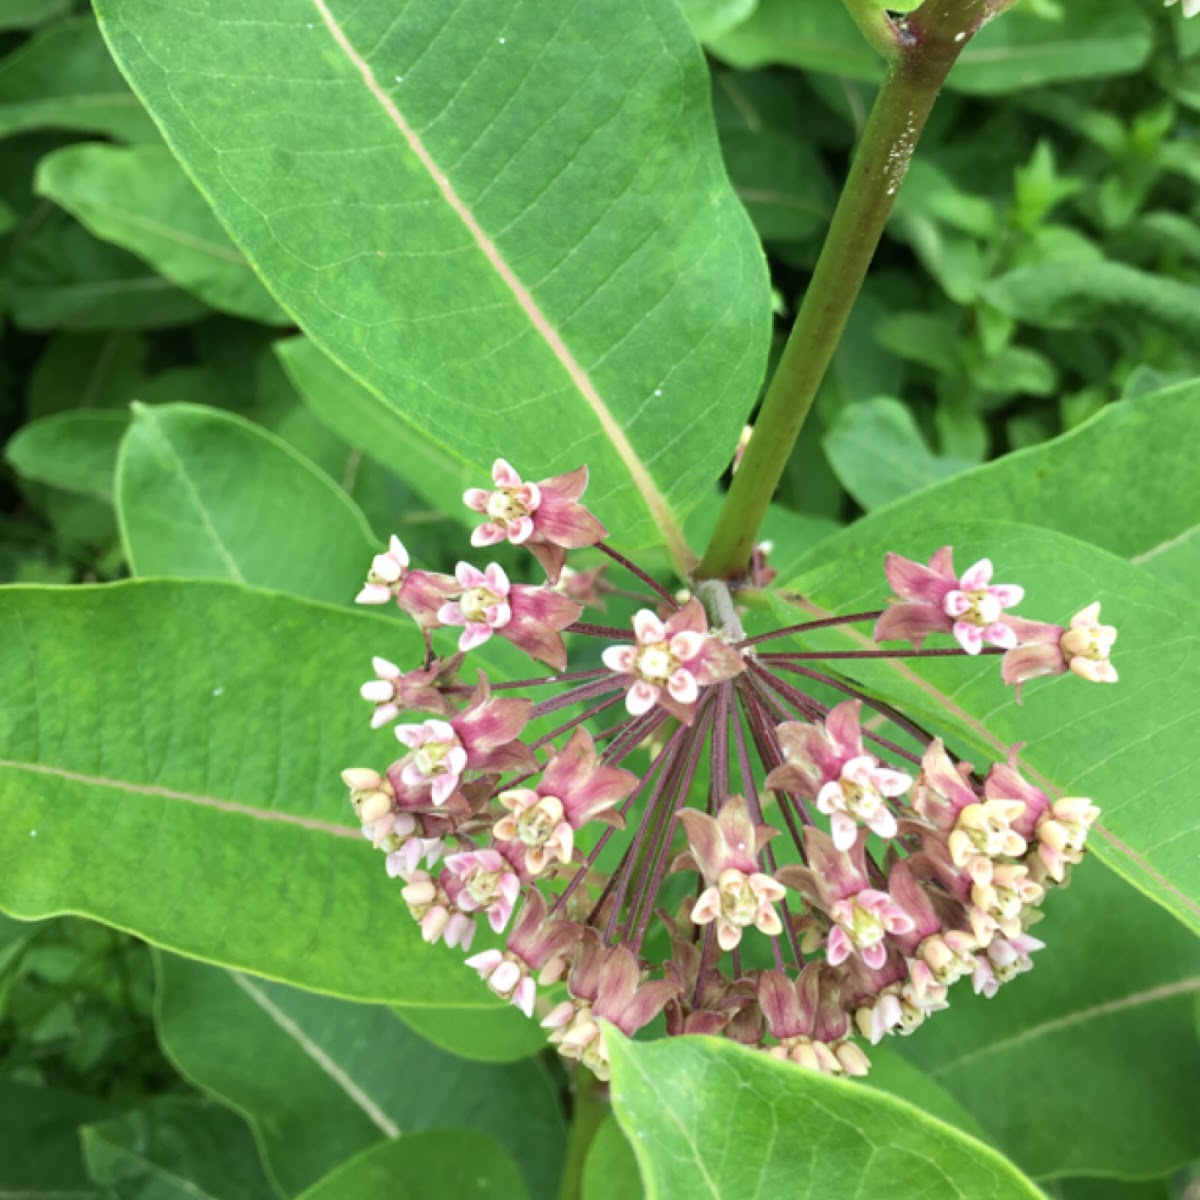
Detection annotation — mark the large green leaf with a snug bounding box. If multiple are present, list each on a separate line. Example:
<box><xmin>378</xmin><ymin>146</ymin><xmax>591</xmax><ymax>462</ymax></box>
<box><xmin>0</xmin><ymin>17</ymin><xmax>156</xmax><ymax>142</ymax></box>
<box><xmin>0</xmin><ymin>0</ymin><xmax>71</xmax><ymax>31</ymax></box>
<box><xmin>27</xmin><ymin>330</ymin><xmax>149</xmax><ymax>419</ymax></box>
<box><xmin>94</xmin><ymin>0</ymin><xmax>773</xmax><ymax>559</ymax></box>
<box><xmin>897</xmin><ymin>863</ymin><xmax>1200</xmax><ymax>1180</ymax></box>
<box><xmin>606</xmin><ymin>1032</ymin><xmax>1042</xmax><ymax>1199</ymax></box>
<box><xmin>0</xmin><ymin>580</ymin><xmax>504</xmax><ymax>1005</ymax></box>
<box><xmin>393</xmin><ymin>1001</ymin><xmax>547</xmax><ymax>1063</ymax></box>
<box><xmin>780</xmin><ymin>518</ymin><xmax>1200</xmax><ymax>934</ymax></box>
<box><xmin>116</xmin><ymin>402</ymin><xmax>374</xmax><ymax>603</ymax></box>
<box><xmin>835</xmin><ymin>382</ymin><xmax>1200</xmax><ymax>591</ymax></box>
<box><xmin>295</xmin><ymin>1132</ymin><xmax>528</xmax><ymax>1200</ymax></box>
<box><xmin>155</xmin><ymin>953</ymin><xmax>564</xmax><ymax>1199</ymax></box>
<box><xmin>37</xmin><ymin>143</ymin><xmax>287</xmax><ymax>325</ymax></box>
<box><xmin>80</xmin><ymin>1097</ymin><xmax>277</xmax><ymax>1200</ymax></box>
<box><xmin>582</xmin><ymin>1116</ymin><xmax>641</xmax><ymax>1200</ymax></box>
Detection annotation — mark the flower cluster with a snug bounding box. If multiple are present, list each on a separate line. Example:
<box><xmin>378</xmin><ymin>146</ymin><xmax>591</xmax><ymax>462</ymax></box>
<box><xmin>342</xmin><ymin>459</ymin><xmax>1114</xmax><ymax>1082</ymax></box>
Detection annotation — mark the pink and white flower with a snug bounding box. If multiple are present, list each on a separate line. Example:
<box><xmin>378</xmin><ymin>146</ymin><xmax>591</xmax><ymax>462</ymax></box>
<box><xmin>873</xmin><ymin>547</ymin><xmax>1024</xmax><ymax>654</ymax></box>
<box><xmin>354</xmin><ymin>536</ymin><xmax>457</xmax><ymax>627</ymax></box>
<box><xmin>401</xmin><ymin>869</ymin><xmax>475</xmax><ymax>950</ymax></box>
<box><xmin>392</xmin><ymin>677</ymin><xmax>535</xmax><ymax>807</ymax></box>
<box><xmin>463</xmin><ymin>459</ymin><xmax>607</xmax><ymax>582</ymax></box>
<box><xmin>827</xmin><ymin>889</ymin><xmax>916</xmax><ymax>970</ymax></box>
<box><xmin>817</xmin><ymin>755</ymin><xmax>911</xmax><ymax>850</ymax></box>
<box><xmin>972</xmin><ymin>932</ymin><xmax>1045</xmax><ymax>997</ymax></box>
<box><xmin>1001</xmin><ymin>602</ymin><xmax>1118</xmax><ymax>697</ymax></box>
<box><xmin>444</xmin><ymin>848</ymin><xmax>521</xmax><ymax>933</ymax></box>
<box><xmin>438</xmin><ymin>562</ymin><xmax>582</xmax><ymax>671</ymax></box>
<box><xmin>601</xmin><ymin>598</ymin><xmax>743</xmax><ymax>723</ymax></box>
<box><xmin>678</xmin><ymin>796</ymin><xmax>785</xmax><ymax>950</ymax></box>
<box><xmin>493</xmin><ymin>727</ymin><xmax>637</xmax><ymax>875</ymax></box>
<box><xmin>359</xmin><ymin>654</ymin><xmax>458</xmax><ymax>728</ymax></box>
<box><xmin>759</xmin><ymin>964</ymin><xmax>870</xmax><ymax>1076</ymax></box>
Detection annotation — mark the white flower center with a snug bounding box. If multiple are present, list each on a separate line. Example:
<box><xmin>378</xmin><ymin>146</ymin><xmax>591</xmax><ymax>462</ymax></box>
<box><xmin>461</xmin><ymin>585</ymin><xmax>501</xmax><ymax>624</ymax></box>
<box><xmin>846</xmin><ymin>903</ymin><xmax>886</xmax><ymax>948</ymax></box>
<box><xmin>840</xmin><ymin>776</ymin><xmax>883</xmax><ymax>820</ymax></box>
<box><xmin>486</xmin><ymin>489</ymin><xmax>528</xmax><ymax>525</ymax></box>
<box><xmin>465</xmin><ymin>867</ymin><xmax>505</xmax><ymax>908</ymax></box>
<box><xmin>413</xmin><ymin>740</ymin><xmax>453</xmax><ymax>777</ymax></box>
<box><xmin>635</xmin><ymin>641</ymin><xmax>677</xmax><ymax>684</ymax></box>
<box><xmin>718</xmin><ymin>871</ymin><xmax>758</xmax><ymax>927</ymax></box>
<box><xmin>958</xmin><ymin>588</ymin><xmax>1001</xmax><ymax>627</ymax></box>
<box><xmin>517</xmin><ymin>797</ymin><xmax>563</xmax><ymax>848</ymax></box>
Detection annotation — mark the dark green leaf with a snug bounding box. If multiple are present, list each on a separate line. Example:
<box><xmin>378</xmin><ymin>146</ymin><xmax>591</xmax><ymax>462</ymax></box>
<box><xmin>116</xmin><ymin>402</ymin><xmax>375</xmax><ymax>603</ymax></box>
<box><xmin>6</xmin><ymin>411</ymin><xmax>127</xmax><ymax>500</ymax></box>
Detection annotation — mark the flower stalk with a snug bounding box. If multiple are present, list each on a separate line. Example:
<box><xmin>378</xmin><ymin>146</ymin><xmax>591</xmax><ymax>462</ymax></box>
<box><xmin>697</xmin><ymin>0</ymin><xmax>1019</xmax><ymax>581</ymax></box>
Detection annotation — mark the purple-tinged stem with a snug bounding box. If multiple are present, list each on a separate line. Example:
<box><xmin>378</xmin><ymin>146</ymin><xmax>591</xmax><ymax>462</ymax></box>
<box><xmin>442</xmin><ymin>668</ymin><xmax>609</xmax><ymax>693</ymax></box>
<box><xmin>530</xmin><ymin>675</ymin><xmax>623</xmax><ymax>720</ymax></box>
<box><xmin>709</xmin><ymin>683</ymin><xmax>733</xmax><ymax>810</ymax></box>
<box><xmin>731</xmin><ymin>682</ymin><xmax>798</xmax><ymax>969</ymax></box>
<box><xmin>600</xmin><ymin>708</ymin><xmax>666</xmax><ymax>767</ymax></box>
<box><xmin>738</xmin><ymin>610</ymin><xmax>884</xmax><ymax>648</ymax></box>
<box><xmin>753</xmin><ymin>663</ymin><xmax>924</xmax><ymax>767</ymax></box>
<box><xmin>627</xmin><ymin>701</ymin><xmax>716</xmax><ymax>954</ymax></box>
<box><xmin>565</xmin><ymin>621</ymin><xmax>634</xmax><ymax>641</ymax></box>
<box><xmin>529</xmin><ymin>692</ymin><xmax>628</xmax><ymax>751</ymax></box>
<box><xmin>768</xmin><ymin>659</ymin><xmax>934</xmax><ymax>750</ymax></box>
<box><xmin>596</xmin><ymin>541</ymin><xmax>680</xmax><ymax>609</ymax></box>
<box><xmin>761</xmin><ymin>647</ymin><xmax>1004</xmax><ymax>661</ymax></box>
<box><xmin>691</xmin><ymin>925</ymin><xmax>718</xmax><ymax>1007</ymax></box>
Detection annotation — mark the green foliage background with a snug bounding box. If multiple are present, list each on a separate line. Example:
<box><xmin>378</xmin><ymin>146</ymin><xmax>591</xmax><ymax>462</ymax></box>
<box><xmin>0</xmin><ymin>1</ymin><xmax>1198</xmax><ymax>1197</ymax></box>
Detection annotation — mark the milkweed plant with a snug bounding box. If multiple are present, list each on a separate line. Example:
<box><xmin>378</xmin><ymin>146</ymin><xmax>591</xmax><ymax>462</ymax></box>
<box><xmin>2</xmin><ymin>0</ymin><xmax>1199</xmax><ymax>1197</ymax></box>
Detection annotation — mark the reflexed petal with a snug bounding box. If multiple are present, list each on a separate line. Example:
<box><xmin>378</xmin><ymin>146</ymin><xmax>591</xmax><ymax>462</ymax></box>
<box><xmin>632</xmin><ymin>609</ymin><xmax>666</xmax><ymax>644</ymax></box>
<box><xmin>626</xmin><ymin>680</ymin><xmax>659</xmax><ymax>715</ymax></box>
<box><xmin>471</xmin><ymin>523</ymin><xmax>507</xmax><ymax>547</ymax></box>
<box><xmin>463</xmin><ymin>488</ymin><xmax>490</xmax><ymax>512</ymax></box>
<box><xmin>509</xmin><ymin>515</ymin><xmax>535</xmax><ymax>544</ymax></box>
<box><xmin>492</xmin><ymin>458</ymin><xmax>522</xmax><ymax>488</ymax></box>
<box><xmin>953</xmin><ymin>621</ymin><xmax>984</xmax><ymax>655</ymax></box>
<box><xmin>959</xmin><ymin>559</ymin><xmax>993</xmax><ymax>590</ymax></box>
<box><xmin>386</xmin><ymin>536</ymin><xmax>410</xmax><ymax>567</ymax></box>
<box><xmin>669</xmin><ymin>630</ymin><xmax>704</xmax><ymax>661</ymax></box>
<box><xmin>990</xmin><ymin>584</ymin><xmax>1024</xmax><ymax>608</ymax></box>
<box><xmin>667</xmin><ymin>668</ymin><xmax>698</xmax><ymax>703</ymax></box>
<box><xmin>458</xmin><ymin>623</ymin><xmax>494</xmax><ymax>651</ymax></box>
<box><xmin>985</xmin><ymin>621</ymin><xmax>1017</xmax><ymax>650</ymax></box>
<box><xmin>456</xmin><ymin>561</ymin><xmax>488</xmax><ymax>588</ymax></box>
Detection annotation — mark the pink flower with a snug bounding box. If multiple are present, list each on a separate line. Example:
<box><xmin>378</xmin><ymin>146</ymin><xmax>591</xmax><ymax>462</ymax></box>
<box><xmin>677</xmin><ymin>796</ymin><xmax>785</xmax><ymax>950</ymax></box>
<box><xmin>354</xmin><ymin>536</ymin><xmax>458</xmax><ymax>627</ymax></box>
<box><xmin>463</xmin><ymin>459</ymin><xmax>607</xmax><ymax>582</ymax></box>
<box><xmin>972</xmin><ymin>932</ymin><xmax>1044</xmax><ymax>997</ymax></box>
<box><xmin>873</xmin><ymin>547</ymin><xmax>1024</xmax><ymax>654</ymax></box>
<box><xmin>401</xmin><ymin>869</ymin><xmax>476</xmax><ymax>950</ymax></box>
<box><xmin>758</xmin><ymin>964</ymin><xmax>869</xmax><ymax>1076</ymax></box>
<box><xmin>465</xmin><ymin>890</ymin><xmax>580</xmax><ymax>1017</ymax></box>
<box><xmin>767</xmin><ymin>702</ymin><xmax>911</xmax><ymax>849</ymax></box>
<box><xmin>601</xmin><ymin>598</ymin><xmax>743</xmax><ymax>723</ymax></box>
<box><xmin>827</xmin><ymin>889</ymin><xmax>916</xmax><ymax>970</ymax></box>
<box><xmin>438</xmin><ymin>562</ymin><xmax>582</xmax><ymax>671</ymax></box>
<box><xmin>393</xmin><ymin>677</ymin><xmax>535</xmax><ymax>806</ymax></box>
<box><xmin>444</xmin><ymin>848</ymin><xmax>521</xmax><ymax>933</ymax></box>
<box><xmin>493</xmin><ymin>727</ymin><xmax>637</xmax><ymax>875</ymax></box>
<box><xmin>359</xmin><ymin>654</ymin><xmax>459</xmax><ymax>728</ymax></box>
<box><xmin>543</xmin><ymin>936</ymin><xmax>679</xmax><ymax>1080</ymax></box>
<box><xmin>1001</xmin><ymin>602</ymin><xmax>1118</xmax><ymax>697</ymax></box>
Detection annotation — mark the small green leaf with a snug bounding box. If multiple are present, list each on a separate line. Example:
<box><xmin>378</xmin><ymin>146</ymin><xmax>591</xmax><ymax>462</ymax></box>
<box><xmin>117</xmin><ymin>402</ymin><xmax>375</xmax><ymax>604</ymax></box>
<box><xmin>823</xmin><ymin>398</ymin><xmax>976</xmax><ymax>511</ymax></box>
<box><xmin>27</xmin><ymin>330</ymin><xmax>150</xmax><ymax>420</ymax></box>
<box><xmin>0</xmin><ymin>0</ymin><xmax>72</xmax><ymax>31</ymax></box>
<box><xmin>95</xmin><ymin>0</ymin><xmax>773</xmax><ymax>557</ymax></box>
<box><xmin>296</xmin><ymin>1132</ymin><xmax>528</xmax><ymax>1200</ymax></box>
<box><xmin>9</xmin><ymin>212</ymin><xmax>208</xmax><ymax>331</ymax></box>
<box><xmin>155</xmin><ymin>953</ymin><xmax>564</xmax><ymax>1199</ymax></box>
<box><xmin>0</xmin><ymin>1079</ymin><xmax>113</xmax><ymax>1197</ymax></box>
<box><xmin>81</xmin><ymin>1096</ymin><xmax>276</xmax><ymax>1200</ymax></box>
<box><xmin>5</xmin><ymin>411</ymin><xmax>127</xmax><ymax>500</ymax></box>
<box><xmin>607</xmin><ymin>1032</ymin><xmax>1042</xmax><ymax>1199</ymax></box>
<box><xmin>677</xmin><ymin>0</ymin><xmax>757</xmax><ymax>43</ymax></box>
<box><xmin>36</xmin><ymin>143</ymin><xmax>287</xmax><ymax>325</ymax></box>
<box><xmin>0</xmin><ymin>17</ymin><xmax>156</xmax><ymax>142</ymax></box>
<box><xmin>0</xmin><ymin>579</ymin><xmax>506</xmax><ymax>1006</ymax></box>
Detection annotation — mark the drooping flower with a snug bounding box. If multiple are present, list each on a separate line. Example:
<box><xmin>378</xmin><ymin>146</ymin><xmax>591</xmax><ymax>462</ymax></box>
<box><xmin>874</xmin><ymin>547</ymin><xmax>1024</xmax><ymax>654</ymax></box>
<box><xmin>493</xmin><ymin>727</ymin><xmax>637</xmax><ymax>875</ymax></box>
<box><xmin>354</xmin><ymin>535</ymin><xmax>457</xmax><ymax>627</ymax></box>
<box><xmin>342</xmin><ymin>470</ymin><xmax>1115</xmax><ymax>1080</ymax></box>
<box><xmin>601</xmin><ymin>598</ymin><xmax>743</xmax><ymax>722</ymax></box>
<box><xmin>463</xmin><ymin>459</ymin><xmax>607</xmax><ymax>582</ymax></box>
<box><xmin>392</xmin><ymin>676</ymin><xmax>534</xmax><ymax>806</ymax></box>
<box><xmin>359</xmin><ymin>654</ymin><xmax>460</xmax><ymax>728</ymax></box>
<box><xmin>676</xmin><ymin>796</ymin><xmax>786</xmax><ymax>951</ymax></box>
<box><xmin>768</xmin><ymin>701</ymin><xmax>910</xmax><ymax>849</ymax></box>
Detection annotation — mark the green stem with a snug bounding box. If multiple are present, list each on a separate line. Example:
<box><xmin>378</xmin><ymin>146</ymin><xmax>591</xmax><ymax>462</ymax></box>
<box><xmin>557</xmin><ymin>1068</ymin><xmax>609</xmax><ymax>1200</ymax></box>
<box><xmin>696</xmin><ymin>0</ymin><xmax>1016</xmax><ymax>581</ymax></box>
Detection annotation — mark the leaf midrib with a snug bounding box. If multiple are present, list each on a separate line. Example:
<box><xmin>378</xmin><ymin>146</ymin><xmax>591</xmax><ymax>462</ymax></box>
<box><xmin>306</xmin><ymin>0</ymin><xmax>690</xmax><ymax>566</ymax></box>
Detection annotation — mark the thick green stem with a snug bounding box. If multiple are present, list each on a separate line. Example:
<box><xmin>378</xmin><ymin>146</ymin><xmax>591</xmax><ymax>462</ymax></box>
<box><xmin>696</xmin><ymin>0</ymin><xmax>1014</xmax><ymax>581</ymax></box>
<box><xmin>557</xmin><ymin>1068</ymin><xmax>608</xmax><ymax>1200</ymax></box>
